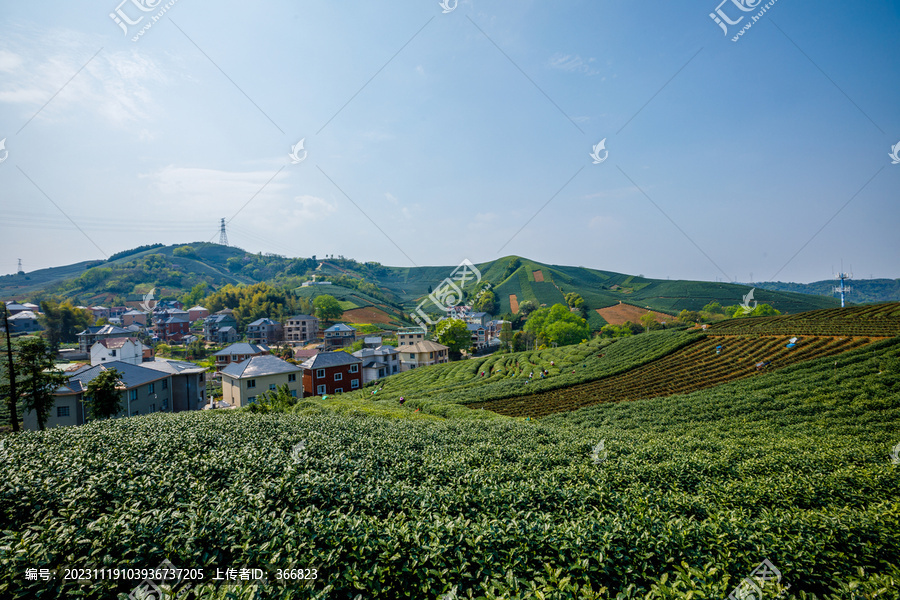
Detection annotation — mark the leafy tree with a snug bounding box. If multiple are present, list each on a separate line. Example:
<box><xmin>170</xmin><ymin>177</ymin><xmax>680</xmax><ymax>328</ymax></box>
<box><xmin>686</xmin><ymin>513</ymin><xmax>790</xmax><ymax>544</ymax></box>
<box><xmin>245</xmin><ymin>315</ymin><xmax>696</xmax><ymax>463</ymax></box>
<box><xmin>678</xmin><ymin>309</ymin><xmax>702</xmax><ymax>324</ymax></box>
<box><xmin>473</xmin><ymin>290</ymin><xmax>499</xmax><ymax>315</ymax></box>
<box><xmin>434</xmin><ymin>318</ymin><xmax>471</xmax><ymax>357</ymax></box>
<box><xmin>498</xmin><ymin>322</ymin><xmax>514</xmax><ymax>351</ymax></box>
<box><xmin>18</xmin><ymin>337</ymin><xmax>68</xmax><ymax>430</ymax></box>
<box><xmin>702</xmin><ymin>301</ymin><xmax>725</xmax><ymax>315</ymax></box>
<box><xmin>180</xmin><ymin>282</ymin><xmax>208</xmax><ymax>309</ymax></box>
<box><xmin>502</xmin><ymin>257</ymin><xmax>521</xmax><ymax>281</ymax></box>
<box><xmin>640</xmin><ymin>312</ymin><xmax>656</xmax><ymax>333</ymax></box>
<box><xmin>517</xmin><ymin>300</ymin><xmax>536</xmax><ymax>317</ymax></box>
<box><xmin>248</xmin><ymin>383</ymin><xmax>299</xmax><ymax>413</ymax></box>
<box><xmin>38</xmin><ymin>300</ymin><xmax>93</xmax><ymax>349</ymax></box>
<box><xmin>85</xmin><ymin>368</ymin><xmax>123</xmax><ymax>420</ymax></box>
<box><xmin>564</xmin><ymin>292</ymin><xmax>585</xmax><ymax>309</ymax></box>
<box><xmin>523</xmin><ymin>304</ymin><xmax>591</xmax><ymax>347</ymax></box>
<box><xmin>734</xmin><ymin>303</ymin><xmax>782</xmax><ymax>318</ymax></box>
<box><xmin>314</xmin><ymin>295</ymin><xmax>344</xmax><ymax>323</ymax></box>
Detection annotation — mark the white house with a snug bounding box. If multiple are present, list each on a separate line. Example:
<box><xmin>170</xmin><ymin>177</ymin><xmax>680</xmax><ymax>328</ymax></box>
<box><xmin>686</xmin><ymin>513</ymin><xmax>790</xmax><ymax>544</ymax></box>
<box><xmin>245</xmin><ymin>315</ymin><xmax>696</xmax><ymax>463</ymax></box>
<box><xmin>352</xmin><ymin>345</ymin><xmax>400</xmax><ymax>384</ymax></box>
<box><xmin>90</xmin><ymin>337</ymin><xmax>144</xmax><ymax>366</ymax></box>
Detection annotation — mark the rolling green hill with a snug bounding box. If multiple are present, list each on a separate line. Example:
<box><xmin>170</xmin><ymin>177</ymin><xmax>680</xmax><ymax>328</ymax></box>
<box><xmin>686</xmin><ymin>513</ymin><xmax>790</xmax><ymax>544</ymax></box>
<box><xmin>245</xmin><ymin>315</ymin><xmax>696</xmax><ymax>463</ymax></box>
<box><xmin>0</xmin><ymin>244</ymin><xmax>839</xmax><ymax>323</ymax></box>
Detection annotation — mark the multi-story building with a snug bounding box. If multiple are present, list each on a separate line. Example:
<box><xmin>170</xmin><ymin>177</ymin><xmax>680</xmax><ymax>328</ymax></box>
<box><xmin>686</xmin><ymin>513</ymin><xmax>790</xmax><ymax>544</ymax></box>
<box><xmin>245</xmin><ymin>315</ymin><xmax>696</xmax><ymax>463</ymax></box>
<box><xmin>323</xmin><ymin>323</ymin><xmax>356</xmax><ymax>348</ymax></box>
<box><xmin>397</xmin><ymin>327</ymin><xmax>427</xmax><ymax>346</ymax></box>
<box><xmin>352</xmin><ymin>345</ymin><xmax>400</xmax><ymax>384</ymax></box>
<box><xmin>246</xmin><ymin>318</ymin><xmax>283</xmax><ymax>345</ymax></box>
<box><xmin>396</xmin><ymin>340</ymin><xmax>450</xmax><ymax>372</ymax></box>
<box><xmin>300</xmin><ymin>351</ymin><xmax>362</xmax><ymax>396</ymax></box>
<box><xmin>284</xmin><ymin>314</ymin><xmax>319</xmax><ymax>344</ymax></box>
<box><xmin>220</xmin><ymin>355</ymin><xmax>303</xmax><ymax>407</ymax></box>
<box><xmin>213</xmin><ymin>342</ymin><xmax>271</xmax><ymax>371</ymax></box>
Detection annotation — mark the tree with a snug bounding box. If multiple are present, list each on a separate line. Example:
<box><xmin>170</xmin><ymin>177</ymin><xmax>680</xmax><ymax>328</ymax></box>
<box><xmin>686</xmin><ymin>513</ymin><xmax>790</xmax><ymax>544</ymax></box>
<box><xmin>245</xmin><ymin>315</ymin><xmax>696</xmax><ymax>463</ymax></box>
<box><xmin>640</xmin><ymin>312</ymin><xmax>656</xmax><ymax>333</ymax></box>
<box><xmin>180</xmin><ymin>282</ymin><xmax>208</xmax><ymax>309</ymax></box>
<box><xmin>1</xmin><ymin>305</ymin><xmax>19</xmax><ymax>431</ymax></box>
<box><xmin>678</xmin><ymin>309</ymin><xmax>702</xmax><ymax>324</ymax></box>
<box><xmin>473</xmin><ymin>290</ymin><xmax>499</xmax><ymax>315</ymax></box>
<box><xmin>434</xmin><ymin>318</ymin><xmax>471</xmax><ymax>357</ymax></box>
<box><xmin>564</xmin><ymin>292</ymin><xmax>585</xmax><ymax>309</ymax></box>
<box><xmin>523</xmin><ymin>304</ymin><xmax>591</xmax><ymax>347</ymax></box>
<box><xmin>38</xmin><ymin>300</ymin><xmax>93</xmax><ymax>349</ymax></box>
<box><xmin>314</xmin><ymin>295</ymin><xmax>344</xmax><ymax>323</ymax></box>
<box><xmin>702</xmin><ymin>301</ymin><xmax>725</xmax><ymax>315</ymax></box>
<box><xmin>85</xmin><ymin>368</ymin><xmax>123</xmax><ymax>421</ymax></box>
<box><xmin>498</xmin><ymin>322</ymin><xmax>514</xmax><ymax>351</ymax></box>
<box><xmin>18</xmin><ymin>337</ymin><xmax>67</xmax><ymax>430</ymax></box>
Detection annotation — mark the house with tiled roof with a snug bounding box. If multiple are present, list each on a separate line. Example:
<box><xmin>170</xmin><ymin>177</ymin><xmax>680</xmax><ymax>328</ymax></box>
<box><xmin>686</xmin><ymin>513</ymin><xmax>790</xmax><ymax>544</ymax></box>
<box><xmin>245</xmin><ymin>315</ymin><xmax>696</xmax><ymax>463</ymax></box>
<box><xmin>220</xmin><ymin>355</ymin><xmax>302</xmax><ymax>407</ymax></box>
<box><xmin>6</xmin><ymin>310</ymin><xmax>41</xmax><ymax>333</ymax></box>
<box><xmin>122</xmin><ymin>309</ymin><xmax>148</xmax><ymax>327</ymax></box>
<box><xmin>77</xmin><ymin>324</ymin><xmax>131</xmax><ymax>353</ymax></box>
<box><xmin>203</xmin><ymin>312</ymin><xmax>238</xmax><ymax>344</ymax></box>
<box><xmin>187</xmin><ymin>305</ymin><xmax>210</xmax><ymax>322</ymax></box>
<box><xmin>213</xmin><ymin>342</ymin><xmax>270</xmax><ymax>370</ymax></box>
<box><xmin>247</xmin><ymin>317</ymin><xmax>283</xmax><ymax>345</ymax></box>
<box><xmin>90</xmin><ymin>337</ymin><xmax>145</xmax><ymax>366</ymax></box>
<box><xmin>396</xmin><ymin>340</ymin><xmax>450</xmax><ymax>371</ymax></box>
<box><xmin>300</xmin><ymin>351</ymin><xmax>362</xmax><ymax>396</ymax></box>
<box><xmin>323</xmin><ymin>323</ymin><xmax>356</xmax><ymax>348</ymax></box>
<box><xmin>23</xmin><ymin>361</ymin><xmax>177</xmax><ymax>430</ymax></box>
<box><xmin>352</xmin><ymin>345</ymin><xmax>400</xmax><ymax>384</ymax></box>
<box><xmin>141</xmin><ymin>358</ymin><xmax>207</xmax><ymax>412</ymax></box>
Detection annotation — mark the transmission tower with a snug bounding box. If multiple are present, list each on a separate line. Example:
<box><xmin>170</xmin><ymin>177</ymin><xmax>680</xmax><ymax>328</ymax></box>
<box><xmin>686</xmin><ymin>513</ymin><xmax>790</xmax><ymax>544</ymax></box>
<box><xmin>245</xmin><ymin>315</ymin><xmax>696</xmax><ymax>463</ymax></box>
<box><xmin>17</xmin><ymin>259</ymin><xmax>23</xmax><ymax>274</ymax></box>
<box><xmin>833</xmin><ymin>269</ymin><xmax>852</xmax><ymax>308</ymax></box>
<box><xmin>218</xmin><ymin>218</ymin><xmax>229</xmax><ymax>246</ymax></box>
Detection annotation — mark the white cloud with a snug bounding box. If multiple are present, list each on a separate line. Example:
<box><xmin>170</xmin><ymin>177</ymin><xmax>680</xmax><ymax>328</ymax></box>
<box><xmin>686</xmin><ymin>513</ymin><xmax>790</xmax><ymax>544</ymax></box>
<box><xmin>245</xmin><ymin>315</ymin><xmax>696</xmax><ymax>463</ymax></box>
<box><xmin>289</xmin><ymin>195</ymin><xmax>337</xmax><ymax>221</ymax></box>
<box><xmin>0</xmin><ymin>31</ymin><xmax>167</xmax><ymax>127</ymax></box>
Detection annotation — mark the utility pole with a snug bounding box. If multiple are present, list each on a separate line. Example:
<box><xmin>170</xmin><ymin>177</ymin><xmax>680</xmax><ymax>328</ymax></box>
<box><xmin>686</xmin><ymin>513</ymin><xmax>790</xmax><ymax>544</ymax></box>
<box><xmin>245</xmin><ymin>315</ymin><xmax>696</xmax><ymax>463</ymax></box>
<box><xmin>2</xmin><ymin>305</ymin><xmax>20</xmax><ymax>432</ymax></box>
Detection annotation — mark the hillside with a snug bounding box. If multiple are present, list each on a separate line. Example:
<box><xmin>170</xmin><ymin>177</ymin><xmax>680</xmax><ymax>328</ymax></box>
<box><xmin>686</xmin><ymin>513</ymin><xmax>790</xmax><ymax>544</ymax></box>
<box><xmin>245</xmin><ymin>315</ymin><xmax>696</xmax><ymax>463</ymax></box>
<box><xmin>0</xmin><ymin>244</ymin><xmax>839</xmax><ymax>324</ymax></box>
<box><xmin>756</xmin><ymin>277</ymin><xmax>900</xmax><ymax>304</ymax></box>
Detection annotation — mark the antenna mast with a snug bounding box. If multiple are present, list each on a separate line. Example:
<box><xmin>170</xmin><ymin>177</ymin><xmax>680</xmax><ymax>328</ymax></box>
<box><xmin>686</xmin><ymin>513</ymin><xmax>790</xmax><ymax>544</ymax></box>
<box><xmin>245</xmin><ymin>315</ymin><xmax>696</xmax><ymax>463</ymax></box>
<box><xmin>833</xmin><ymin>269</ymin><xmax>852</xmax><ymax>308</ymax></box>
<box><xmin>218</xmin><ymin>218</ymin><xmax>229</xmax><ymax>246</ymax></box>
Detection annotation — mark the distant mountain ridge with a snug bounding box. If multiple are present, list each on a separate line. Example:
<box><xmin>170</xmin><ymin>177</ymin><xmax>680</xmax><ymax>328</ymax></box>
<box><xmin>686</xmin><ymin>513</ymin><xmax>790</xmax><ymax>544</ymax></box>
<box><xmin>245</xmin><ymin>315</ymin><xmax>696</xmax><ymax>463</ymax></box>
<box><xmin>754</xmin><ymin>279</ymin><xmax>900</xmax><ymax>304</ymax></box>
<box><xmin>0</xmin><ymin>243</ymin><xmax>853</xmax><ymax>326</ymax></box>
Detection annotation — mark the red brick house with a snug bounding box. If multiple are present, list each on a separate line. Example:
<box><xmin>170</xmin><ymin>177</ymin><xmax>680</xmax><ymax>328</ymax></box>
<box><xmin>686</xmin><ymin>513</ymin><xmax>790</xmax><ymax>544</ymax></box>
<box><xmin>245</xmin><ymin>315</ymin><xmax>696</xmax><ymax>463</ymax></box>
<box><xmin>299</xmin><ymin>351</ymin><xmax>362</xmax><ymax>397</ymax></box>
<box><xmin>155</xmin><ymin>316</ymin><xmax>190</xmax><ymax>342</ymax></box>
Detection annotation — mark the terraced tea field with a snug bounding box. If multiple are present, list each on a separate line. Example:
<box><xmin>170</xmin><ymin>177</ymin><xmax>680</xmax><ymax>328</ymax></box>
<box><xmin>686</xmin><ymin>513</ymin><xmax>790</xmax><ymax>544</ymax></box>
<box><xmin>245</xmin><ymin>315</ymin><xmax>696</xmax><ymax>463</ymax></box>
<box><xmin>471</xmin><ymin>334</ymin><xmax>877</xmax><ymax>417</ymax></box>
<box><xmin>707</xmin><ymin>302</ymin><xmax>900</xmax><ymax>336</ymax></box>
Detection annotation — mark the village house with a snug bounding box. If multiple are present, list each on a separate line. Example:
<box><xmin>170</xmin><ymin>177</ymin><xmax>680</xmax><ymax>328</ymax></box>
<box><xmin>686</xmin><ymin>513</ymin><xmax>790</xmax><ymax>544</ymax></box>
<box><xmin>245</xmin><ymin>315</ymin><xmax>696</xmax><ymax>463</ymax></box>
<box><xmin>122</xmin><ymin>309</ymin><xmax>148</xmax><ymax>327</ymax></box>
<box><xmin>77</xmin><ymin>324</ymin><xmax>131</xmax><ymax>353</ymax></box>
<box><xmin>284</xmin><ymin>314</ymin><xmax>319</xmax><ymax>344</ymax></box>
<box><xmin>90</xmin><ymin>337</ymin><xmax>147</xmax><ymax>366</ymax></box>
<box><xmin>203</xmin><ymin>311</ymin><xmax>239</xmax><ymax>344</ymax></box>
<box><xmin>154</xmin><ymin>315</ymin><xmax>190</xmax><ymax>343</ymax></box>
<box><xmin>213</xmin><ymin>342</ymin><xmax>270</xmax><ymax>370</ymax></box>
<box><xmin>220</xmin><ymin>355</ymin><xmax>302</xmax><ymax>407</ymax></box>
<box><xmin>397</xmin><ymin>327</ymin><xmax>427</xmax><ymax>345</ymax></box>
<box><xmin>396</xmin><ymin>340</ymin><xmax>450</xmax><ymax>372</ymax></box>
<box><xmin>246</xmin><ymin>317</ymin><xmax>283</xmax><ymax>345</ymax></box>
<box><xmin>141</xmin><ymin>358</ymin><xmax>207</xmax><ymax>412</ymax></box>
<box><xmin>300</xmin><ymin>351</ymin><xmax>362</xmax><ymax>396</ymax></box>
<box><xmin>5</xmin><ymin>310</ymin><xmax>41</xmax><ymax>333</ymax></box>
<box><xmin>352</xmin><ymin>345</ymin><xmax>400</xmax><ymax>384</ymax></box>
<box><xmin>323</xmin><ymin>323</ymin><xmax>356</xmax><ymax>348</ymax></box>
<box><xmin>187</xmin><ymin>305</ymin><xmax>210</xmax><ymax>322</ymax></box>
<box><xmin>23</xmin><ymin>361</ymin><xmax>175</xmax><ymax>430</ymax></box>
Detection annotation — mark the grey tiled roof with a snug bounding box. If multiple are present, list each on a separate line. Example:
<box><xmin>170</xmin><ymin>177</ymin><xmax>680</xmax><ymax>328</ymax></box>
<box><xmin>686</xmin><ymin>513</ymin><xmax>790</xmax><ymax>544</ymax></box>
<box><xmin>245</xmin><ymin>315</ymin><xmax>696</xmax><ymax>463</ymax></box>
<box><xmin>300</xmin><ymin>351</ymin><xmax>362</xmax><ymax>370</ymax></box>
<box><xmin>220</xmin><ymin>355</ymin><xmax>301</xmax><ymax>378</ymax></box>
<box><xmin>214</xmin><ymin>343</ymin><xmax>270</xmax><ymax>357</ymax></box>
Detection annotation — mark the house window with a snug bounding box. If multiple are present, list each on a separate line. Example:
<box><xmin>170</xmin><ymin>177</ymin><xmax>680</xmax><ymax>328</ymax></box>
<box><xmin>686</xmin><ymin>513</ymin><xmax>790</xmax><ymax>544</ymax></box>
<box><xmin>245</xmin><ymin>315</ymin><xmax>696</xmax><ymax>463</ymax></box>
<box><xmin>247</xmin><ymin>379</ymin><xmax>256</xmax><ymax>388</ymax></box>
<box><xmin>162</xmin><ymin>379</ymin><xmax>168</xmax><ymax>389</ymax></box>
<box><xmin>129</xmin><ymin>389</ymin><xmax>138</xmax><ymax>401</ymax></box>
<box><xmin>351</xmin><ymin>379</ymin><xmax>359</xmax><ymax>389</ymax></box>
<box><xmin>335</xmin><ymin>388</ymin><xmax>343</xmax><ymax>393</ymax></box>
<box><xmin>248</xmin><ymin>396</ymin><xmax>256</xmax><ymax>404</ymax></box>
<box><xmin>269</xmin><ymin>384</ymin><xmax>276</xmax><ymax>390</ymax></box>
<box><xmin>409</xmin><ymin>353</ymin><xmax>415</xmax><ymax>359</ymax></box>
<box><xmin>150</xmin><ymin>404</ymin><xmax>156</xmax><ymax>413</ymax></box>
<box><xmin>148</xmin><ymin>382</ymin><xmax>155</xmax><ymax>394</ymax></box>
<box><xmin>349</xmin><ymin>364</ymin><xmax>358</xmax><ymax>373</ymax></box>
<box><xmin>334</xmin><ymin>373</ymin><xmax>342</xmax><ymax>381</ymax></box>
<box><xmin>111</xmin><ymin>349</ymin><xmax>117</xmax><ymax>357</ymax></box>
<box><xmin>290</xmin><ymin>390</ymin><xmax>297</xmax><ymax>397</ymax></box>
<box><xmin>57</xmin><ymin>406</ymin><xmax>70</xmax><ymax>417</ymax></box>
<box><xmin>316</xmin><ymin>369</ymin><xmax>325</xmax><ymax>379</ymax></box>
<box><xmin>316</xmin><ymin>385</ymin><xmax>326</xmax><ymax>395</ymax></box>
<box><xmin>288</xmin><ymin>373</ymin><xmax>296</xmax><ymax>382</ymax></box>
<box><xmin>429</xmin><ymin>352</ymin><xmax>433</xmax><ymax>358</ymax></box>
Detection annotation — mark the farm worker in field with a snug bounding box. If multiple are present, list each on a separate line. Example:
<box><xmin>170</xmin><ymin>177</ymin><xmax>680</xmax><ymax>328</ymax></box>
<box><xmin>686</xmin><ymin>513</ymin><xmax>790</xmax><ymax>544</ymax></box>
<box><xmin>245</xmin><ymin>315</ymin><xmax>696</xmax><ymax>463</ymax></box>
<box><xmin>399</xmin><ymin>397</ymin><xmax>406</xmax><ymax>404</ymax></box>
<box><xmin>550</xmin><ymin>361</ymin><xmax>554</xmax><ymax>366</ymax></box>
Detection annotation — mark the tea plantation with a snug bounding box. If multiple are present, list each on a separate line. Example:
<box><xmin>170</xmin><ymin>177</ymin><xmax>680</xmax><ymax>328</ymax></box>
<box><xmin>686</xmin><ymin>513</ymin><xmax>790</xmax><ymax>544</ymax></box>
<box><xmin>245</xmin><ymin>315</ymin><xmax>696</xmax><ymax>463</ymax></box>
<box><xmin>1</xmin><ymin>307</ymin><xmax>900</xmax><ymax>599</ymax></box>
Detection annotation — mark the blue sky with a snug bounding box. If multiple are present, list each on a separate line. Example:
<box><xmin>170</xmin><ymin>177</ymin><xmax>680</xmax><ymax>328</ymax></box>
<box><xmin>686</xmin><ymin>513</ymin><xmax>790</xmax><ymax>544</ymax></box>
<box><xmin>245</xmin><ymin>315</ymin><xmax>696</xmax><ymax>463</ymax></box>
<box><xmin>0</xmin><ymin>0</ymin><xmax>897</xmax><ymax>283</ymax></box>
